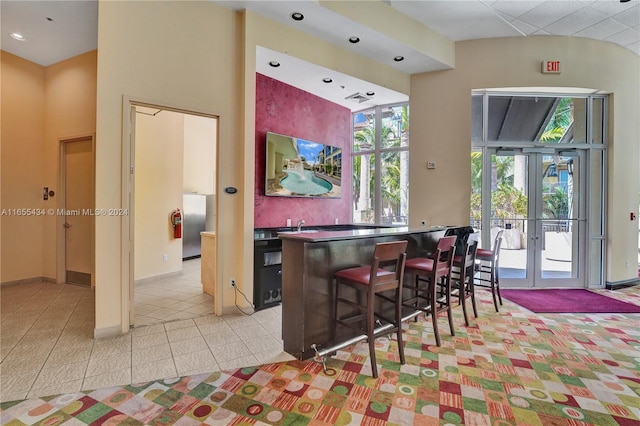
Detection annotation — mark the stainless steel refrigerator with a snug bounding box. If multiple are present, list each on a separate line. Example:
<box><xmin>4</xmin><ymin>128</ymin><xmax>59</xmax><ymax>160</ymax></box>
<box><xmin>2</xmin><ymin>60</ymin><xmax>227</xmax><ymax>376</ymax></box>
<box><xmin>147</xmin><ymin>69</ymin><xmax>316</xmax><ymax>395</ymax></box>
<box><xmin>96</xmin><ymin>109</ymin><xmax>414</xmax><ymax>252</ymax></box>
<box><xmin>182</xmin><ymin>193</ymin><xmax>207</xmax><ymax>259</ymax></box>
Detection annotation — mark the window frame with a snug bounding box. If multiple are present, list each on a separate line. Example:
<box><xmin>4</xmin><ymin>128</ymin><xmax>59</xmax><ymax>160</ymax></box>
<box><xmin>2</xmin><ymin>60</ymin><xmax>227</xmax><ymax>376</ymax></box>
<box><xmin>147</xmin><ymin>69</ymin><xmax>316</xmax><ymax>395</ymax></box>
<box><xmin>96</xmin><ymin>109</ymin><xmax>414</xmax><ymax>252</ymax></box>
<box><xmin>351</xmin><ymin>102</ymin><xmax>409</xmax><ymax>225</ymax></box>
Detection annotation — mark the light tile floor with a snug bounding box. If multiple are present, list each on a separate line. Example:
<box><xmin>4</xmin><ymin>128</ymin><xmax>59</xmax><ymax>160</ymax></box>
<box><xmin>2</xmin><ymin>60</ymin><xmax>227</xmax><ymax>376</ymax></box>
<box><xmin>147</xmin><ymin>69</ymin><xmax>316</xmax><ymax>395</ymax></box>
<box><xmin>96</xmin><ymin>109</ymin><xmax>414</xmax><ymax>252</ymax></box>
<box><xmin>0</xmin><ymin>277</ymin><xmax>292</xmax><ymax>403</ymax></box>
<box><xmin>134</xmin><ymin>258</ymin><xmax>215</xmax><ymax>326</ymax></box>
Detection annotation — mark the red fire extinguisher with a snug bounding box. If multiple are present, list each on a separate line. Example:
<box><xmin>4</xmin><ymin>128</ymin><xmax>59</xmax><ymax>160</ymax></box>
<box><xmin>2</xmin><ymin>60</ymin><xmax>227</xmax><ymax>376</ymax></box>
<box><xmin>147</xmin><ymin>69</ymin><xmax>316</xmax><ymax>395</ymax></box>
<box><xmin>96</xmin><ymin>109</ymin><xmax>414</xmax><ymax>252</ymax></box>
<box><xmin>171</xmin><ymin>208</ymin><xmax>182</xmax><ymax>239</ymax></box>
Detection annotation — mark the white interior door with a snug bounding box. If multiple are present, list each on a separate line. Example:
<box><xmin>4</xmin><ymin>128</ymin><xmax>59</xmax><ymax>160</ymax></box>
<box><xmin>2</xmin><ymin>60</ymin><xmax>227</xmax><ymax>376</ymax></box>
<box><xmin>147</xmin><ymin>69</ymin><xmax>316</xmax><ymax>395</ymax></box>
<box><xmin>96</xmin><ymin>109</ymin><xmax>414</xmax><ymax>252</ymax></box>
<box><xmin>64</xmin><ymin>138</ymin><xmax>94</xmax><ymax>286</ymax></box>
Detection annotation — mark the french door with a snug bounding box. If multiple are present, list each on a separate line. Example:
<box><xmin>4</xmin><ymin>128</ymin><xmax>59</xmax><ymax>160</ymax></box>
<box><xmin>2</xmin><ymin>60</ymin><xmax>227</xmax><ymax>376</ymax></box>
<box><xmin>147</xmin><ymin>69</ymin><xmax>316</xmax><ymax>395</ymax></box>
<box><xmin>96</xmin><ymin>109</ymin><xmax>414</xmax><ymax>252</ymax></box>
<box><xmin>486</xmin><ymin>149</ymin><xmax>586</xmax><ymax>288</ymax></box>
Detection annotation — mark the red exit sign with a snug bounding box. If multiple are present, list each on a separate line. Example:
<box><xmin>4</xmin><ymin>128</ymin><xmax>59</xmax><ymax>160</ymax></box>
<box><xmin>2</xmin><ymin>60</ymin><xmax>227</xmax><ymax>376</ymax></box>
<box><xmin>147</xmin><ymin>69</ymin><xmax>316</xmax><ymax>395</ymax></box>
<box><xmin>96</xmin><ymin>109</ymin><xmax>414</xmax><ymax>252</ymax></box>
<box><xmin>542</xmin><ymin>60</ymin><xmax>561</xmax><ymax>74</ymax></box>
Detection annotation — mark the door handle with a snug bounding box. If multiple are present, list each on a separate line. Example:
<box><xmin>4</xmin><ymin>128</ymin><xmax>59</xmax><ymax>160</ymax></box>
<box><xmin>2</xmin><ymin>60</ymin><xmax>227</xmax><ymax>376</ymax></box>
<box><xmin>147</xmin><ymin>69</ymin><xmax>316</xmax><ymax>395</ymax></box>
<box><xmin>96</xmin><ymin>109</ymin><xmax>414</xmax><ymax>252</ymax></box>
<box><xmin>63</xmin><ymin>222</ymin><xmax>71</xmax><ymax>228</ymax></box>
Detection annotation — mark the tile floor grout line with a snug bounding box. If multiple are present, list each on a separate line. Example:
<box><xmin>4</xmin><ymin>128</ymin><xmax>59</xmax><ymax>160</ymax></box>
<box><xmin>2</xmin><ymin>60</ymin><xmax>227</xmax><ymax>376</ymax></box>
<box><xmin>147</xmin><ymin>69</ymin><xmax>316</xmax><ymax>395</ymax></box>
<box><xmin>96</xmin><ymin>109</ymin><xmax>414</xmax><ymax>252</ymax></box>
<box><xmin>24</xmin><ymin>284</ymin><xmax>84</xmax><ymax>397</ymax></box>
<box><xmin>20</xmin><ymin>284</ymin><xmax>68</xmax><ymax>396</ymax></box>
<box><xmin>163</xmin><ymin>322</ymin><xmax>180</xmax><ymax>379</ymax></box>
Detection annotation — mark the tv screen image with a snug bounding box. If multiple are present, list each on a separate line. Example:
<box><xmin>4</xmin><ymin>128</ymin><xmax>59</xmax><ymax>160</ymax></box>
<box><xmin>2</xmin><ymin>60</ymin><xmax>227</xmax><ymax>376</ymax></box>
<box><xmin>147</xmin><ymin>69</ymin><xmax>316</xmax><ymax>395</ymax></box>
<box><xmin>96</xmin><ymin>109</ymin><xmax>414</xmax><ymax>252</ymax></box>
<box><xmin>265</xmin><ymin>132</ymin><xmax>342</xmax><ymax>198</ymax></box>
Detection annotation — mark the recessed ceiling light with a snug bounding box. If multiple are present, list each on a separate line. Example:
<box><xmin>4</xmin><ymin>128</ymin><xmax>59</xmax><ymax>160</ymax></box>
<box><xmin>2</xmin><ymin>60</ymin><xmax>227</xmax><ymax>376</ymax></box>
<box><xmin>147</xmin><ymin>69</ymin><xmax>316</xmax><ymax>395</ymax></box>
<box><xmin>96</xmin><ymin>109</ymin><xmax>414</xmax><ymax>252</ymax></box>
<box><xmin>269</xmin><ymin>61</ymin><xmax>280</xmax><ymax>68</ymax></box>
<box><xmin>348</xmin><ymin>36</ymin><xmax>360</xmax><ymax>44</ymax></box>
<box><xmin>366</xmin><ymin>91</ymin><xmax>375</xmax><ymax>96</ymax></box>
<box><xmin>322</xmin><ymin>78</ymin><xmax>333</xmax><ymax>83</ymax></box>
<box><xmin>10</xmin><ymin>32</ymin><xmax>25</xmax><ymax>41</ymax></box>
<box><xmin>393</xmin><ymin>56</ymin><xmax>405</xmax><ymax>62</ymax></box>
<box><xmin>291</xmin><ymin>12</ymin><xmax>304</xmax><ymax>21</ymax></box>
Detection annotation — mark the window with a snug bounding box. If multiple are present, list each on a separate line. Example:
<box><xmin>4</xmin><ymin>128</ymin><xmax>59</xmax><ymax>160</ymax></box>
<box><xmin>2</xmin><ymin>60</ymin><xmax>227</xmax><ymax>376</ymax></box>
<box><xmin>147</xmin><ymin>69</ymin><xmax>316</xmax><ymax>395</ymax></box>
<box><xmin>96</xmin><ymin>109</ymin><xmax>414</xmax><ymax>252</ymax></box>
<box><xmin>352</xmin><ymin>104</ymin><xmax>409</xmax><ymax>225</ymax></box>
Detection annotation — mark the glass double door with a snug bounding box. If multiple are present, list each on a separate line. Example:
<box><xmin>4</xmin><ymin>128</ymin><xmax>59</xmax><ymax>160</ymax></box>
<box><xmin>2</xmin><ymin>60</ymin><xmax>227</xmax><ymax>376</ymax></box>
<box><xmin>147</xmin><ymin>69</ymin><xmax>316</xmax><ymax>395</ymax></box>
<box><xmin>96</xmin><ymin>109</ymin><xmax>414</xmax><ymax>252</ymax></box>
<box><xmin>485</xmin><ymin>149</ymin><xmax>585</xmax><ymax>288</ymax></box>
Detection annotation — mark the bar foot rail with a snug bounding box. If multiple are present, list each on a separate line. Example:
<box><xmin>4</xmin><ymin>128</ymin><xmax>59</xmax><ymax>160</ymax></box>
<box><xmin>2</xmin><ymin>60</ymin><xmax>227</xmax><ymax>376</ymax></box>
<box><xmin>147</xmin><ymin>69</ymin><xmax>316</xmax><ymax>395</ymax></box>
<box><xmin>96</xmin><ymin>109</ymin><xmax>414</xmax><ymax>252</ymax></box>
<box><xmin>310</xmin><ymin>309</ymin><xmax>424</xmax><ymax>373</ymax></box>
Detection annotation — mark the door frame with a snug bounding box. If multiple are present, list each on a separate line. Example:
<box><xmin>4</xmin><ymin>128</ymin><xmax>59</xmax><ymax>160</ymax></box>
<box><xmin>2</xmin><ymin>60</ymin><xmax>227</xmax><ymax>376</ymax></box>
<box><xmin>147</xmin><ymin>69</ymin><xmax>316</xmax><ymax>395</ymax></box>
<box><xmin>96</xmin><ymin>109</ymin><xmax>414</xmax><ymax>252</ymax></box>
<box><xmin>121</xmin><ymin>96</ymin><xmax>221</xmax><ymax>328</ymax></box>
<box><xmin>57</xmin><ymin>134</ymin><xmax>96</xmax><ymax>286</ymax></box>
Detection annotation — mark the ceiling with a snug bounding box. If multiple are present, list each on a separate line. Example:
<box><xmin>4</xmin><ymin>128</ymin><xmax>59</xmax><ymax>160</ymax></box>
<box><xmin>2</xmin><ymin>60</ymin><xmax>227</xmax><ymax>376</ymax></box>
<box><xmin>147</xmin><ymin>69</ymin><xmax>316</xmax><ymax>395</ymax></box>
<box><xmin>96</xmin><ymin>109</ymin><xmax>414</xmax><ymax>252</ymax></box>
<box><xmin>2</xmin><ymin>0</ymin><xmax>638</xmax><ymax>110</ymax></box>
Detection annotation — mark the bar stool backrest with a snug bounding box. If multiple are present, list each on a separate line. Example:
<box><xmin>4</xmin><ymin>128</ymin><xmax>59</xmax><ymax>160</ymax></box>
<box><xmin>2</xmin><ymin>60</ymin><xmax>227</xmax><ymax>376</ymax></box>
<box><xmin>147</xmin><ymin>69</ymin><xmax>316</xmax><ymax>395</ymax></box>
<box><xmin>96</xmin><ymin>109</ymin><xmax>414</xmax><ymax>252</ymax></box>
<box><xmin>370</xmin><ymin>240</ymin><xmax>408</xmax><ymax>288</ymax></box>
<box><xmin>492</xmin><ymin>229</ymin><xmax>504</xmax><ymax>265</ymax></box>
<box><xmin>433</xmin><ymin>235</ymin><xmax>457</xmax><ymax>278</ymax></box>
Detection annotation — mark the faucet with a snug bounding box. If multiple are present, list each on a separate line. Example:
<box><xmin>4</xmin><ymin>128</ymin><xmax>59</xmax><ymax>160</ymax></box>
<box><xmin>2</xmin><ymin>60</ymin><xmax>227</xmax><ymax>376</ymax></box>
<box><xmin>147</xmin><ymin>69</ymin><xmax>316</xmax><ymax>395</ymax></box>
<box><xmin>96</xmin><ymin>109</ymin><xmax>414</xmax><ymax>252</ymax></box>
<box><xmin>296</xmin><ymin>220</ymin><xmax>305</xmax><ymax>232</ymax></box>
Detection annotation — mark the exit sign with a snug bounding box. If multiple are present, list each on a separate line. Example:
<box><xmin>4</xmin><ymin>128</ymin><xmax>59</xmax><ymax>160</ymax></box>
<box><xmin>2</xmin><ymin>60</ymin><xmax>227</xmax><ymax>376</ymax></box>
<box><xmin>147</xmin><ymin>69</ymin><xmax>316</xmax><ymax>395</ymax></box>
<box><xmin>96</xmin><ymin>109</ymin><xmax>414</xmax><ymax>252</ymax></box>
<box><xmin>542</xmin><ymin>60</ymin><xmax>561</xmax><ymax>74</ymax></box>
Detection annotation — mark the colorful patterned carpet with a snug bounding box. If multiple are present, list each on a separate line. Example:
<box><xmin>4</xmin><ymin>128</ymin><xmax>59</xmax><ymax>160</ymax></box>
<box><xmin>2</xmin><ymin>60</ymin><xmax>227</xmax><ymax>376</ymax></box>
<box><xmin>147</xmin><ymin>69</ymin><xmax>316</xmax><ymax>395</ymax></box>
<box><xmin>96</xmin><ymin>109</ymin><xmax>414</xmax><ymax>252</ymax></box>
<box><xmin>2</xmin><ymin>287</ymin><xmax>640</xmax><ymax>425</ymax></box>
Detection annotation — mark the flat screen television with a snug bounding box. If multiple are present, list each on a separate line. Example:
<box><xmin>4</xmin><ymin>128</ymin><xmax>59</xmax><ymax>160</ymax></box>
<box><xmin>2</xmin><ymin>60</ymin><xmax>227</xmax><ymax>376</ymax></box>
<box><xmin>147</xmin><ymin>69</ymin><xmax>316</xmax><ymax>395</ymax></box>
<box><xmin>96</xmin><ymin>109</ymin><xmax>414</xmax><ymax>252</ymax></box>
<box><xmin>265</xmin><ymin>131</ymin><xmax>342</xmax><ymax>198</ymax></box>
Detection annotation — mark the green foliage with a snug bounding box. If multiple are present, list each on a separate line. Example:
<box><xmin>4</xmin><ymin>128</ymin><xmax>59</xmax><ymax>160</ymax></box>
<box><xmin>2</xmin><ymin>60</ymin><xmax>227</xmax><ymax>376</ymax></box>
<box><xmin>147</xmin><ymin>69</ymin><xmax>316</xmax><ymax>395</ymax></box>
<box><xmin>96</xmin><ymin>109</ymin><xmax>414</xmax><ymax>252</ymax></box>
<box><xmin>470</xmin><ymin>150</ymin><xmax>527</xmax><ymax>220</ymax></box>
<box><xmin>492</xmin><ymin>184</ymin><xmax>528</xmax><ymax>218</ymax></box>
<box><xmin>471</xmin><ymin>151</ymin><xmax>482</xmax><ymax>193</ymax></box>
<box><xmin>541</xmin><ymin>98</ymin><xmax>573</xmax><ymax>142</ymax></box>
<box><xmin>542</xmin><ymin>187</ymin><xmax>569</xmax><ymax>219</ymax></box>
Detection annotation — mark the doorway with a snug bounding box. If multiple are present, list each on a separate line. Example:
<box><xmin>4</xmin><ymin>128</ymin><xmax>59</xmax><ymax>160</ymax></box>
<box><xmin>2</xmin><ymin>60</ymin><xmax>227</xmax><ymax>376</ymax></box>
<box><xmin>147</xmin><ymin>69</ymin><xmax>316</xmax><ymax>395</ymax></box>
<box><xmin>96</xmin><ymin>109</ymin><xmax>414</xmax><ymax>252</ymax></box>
<box><xmin>124</xmin><ymin>102</ymin><xmax>218</xmax><ymax>327</ymax></box>
<box><xmin>486</xmin><ymin>149</ymin><xmax>585</xmax><ymax>288</ymax></box>
<box><xmin>471</xmin><ymin>92</ymin><xmax>607</xmax><ymax>289</ymax></box>
<box><xmin>59</xmin><ymin>136</ymin><xmax>95</xmax><ymax>287</ymax></box>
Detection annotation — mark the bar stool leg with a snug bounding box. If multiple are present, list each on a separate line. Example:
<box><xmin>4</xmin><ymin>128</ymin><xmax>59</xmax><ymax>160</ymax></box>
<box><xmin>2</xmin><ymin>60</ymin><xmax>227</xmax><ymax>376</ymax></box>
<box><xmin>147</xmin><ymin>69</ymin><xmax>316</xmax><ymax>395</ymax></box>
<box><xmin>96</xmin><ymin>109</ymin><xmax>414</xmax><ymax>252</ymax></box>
<box><xmin>460</xmin><ymin>285</ymin><xmax>470</xmax><ymax>327</ymax></box>
<box><xmin>429</xmin><ymin>279</ymin><xmax>441</xmax><ymax>347</ymax></box>
<box><xmin>490</xmin><ymin>265</ymin><xmax>500</xmax><ymax>312</ymax></box>
<box><xmin>469</xmin><ymin>275</ymin><xmax>478</xmax><ymax>318</ymax></box>
<box><xmin>366</xmin><ymin>288</ymin><xmax>378</xmax><ymax>378</ymax></box>
<box><xmin>333</xmin><ymin>279</ymin><xmax>339</xmax><ymax>346</ymax></box>
<box><xmin>395</xmin><ymin>285</ymin><xmax>405</xmax><ymax>365</ymax></box>
<box><xmin>445</xmin><ymin>277</ymin><xmax>455</xmax><ymax>336</ymax></box>
<box><xmin>495</xmin><ymin>266</ymin><xmax>503</xmax><ymax>306</ymax></box>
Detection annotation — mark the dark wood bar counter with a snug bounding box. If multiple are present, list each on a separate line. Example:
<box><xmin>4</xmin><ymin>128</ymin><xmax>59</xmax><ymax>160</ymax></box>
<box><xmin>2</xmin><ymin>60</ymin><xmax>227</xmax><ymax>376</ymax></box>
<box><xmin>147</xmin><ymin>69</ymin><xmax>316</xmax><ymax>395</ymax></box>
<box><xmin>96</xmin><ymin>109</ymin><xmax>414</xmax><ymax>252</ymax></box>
<box><xmin>279</xmin><ymin>226</ymin><xmax>448</xmax><ymax>360</ymax></box>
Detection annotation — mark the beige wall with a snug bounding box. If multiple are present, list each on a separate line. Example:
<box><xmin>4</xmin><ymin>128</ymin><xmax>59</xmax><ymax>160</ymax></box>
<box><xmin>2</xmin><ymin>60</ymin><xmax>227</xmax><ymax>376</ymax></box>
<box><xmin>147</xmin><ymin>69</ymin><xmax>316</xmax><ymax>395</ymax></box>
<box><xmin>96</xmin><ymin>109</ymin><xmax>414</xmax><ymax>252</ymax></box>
<box><xmin>96</xmin><ymin>2</ymin><xmax>638</xmax><ymax>335</ymax></box>
<box><xmin>95</xmin><ymin>2</ymin><xmax>416</xmax><ymax>335</ymax></box>
<box><xmin>1</xmin><ymin>50</ymin><xmax>96</xmax><ymax>284</ymax></box>
<box><xmin>44</xmin><ymin>51</ymin><xmax>97</xmax><ymax>280</ymax></box>
<box><xmin>96</xmin><ymin>1</ymin><xmax>243</xmax><ymax>334</ymax></box>
<box><xmin>409</xmin><ymin>35</ymin><xmax>640</xmax><ymax>283</ymax></box>
<box><xmin>1</xmin><ymin>52</ymin><xmax>46</xmax><ymax>283</ymax></box>
<box><xmin>134</xmin><ymin>110</ymin><xmax>184</xmax><ymax>280</ymax></box>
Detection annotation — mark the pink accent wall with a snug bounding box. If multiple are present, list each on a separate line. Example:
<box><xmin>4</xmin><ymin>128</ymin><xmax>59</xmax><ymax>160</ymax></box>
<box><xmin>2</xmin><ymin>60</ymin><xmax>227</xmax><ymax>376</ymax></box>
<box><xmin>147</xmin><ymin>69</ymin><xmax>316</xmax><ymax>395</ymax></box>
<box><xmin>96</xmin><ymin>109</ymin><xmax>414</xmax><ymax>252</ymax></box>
<box><xmin>254</xmin><ymin>73</ymin><xmax>352</xmax><ymax>228</ymax></box>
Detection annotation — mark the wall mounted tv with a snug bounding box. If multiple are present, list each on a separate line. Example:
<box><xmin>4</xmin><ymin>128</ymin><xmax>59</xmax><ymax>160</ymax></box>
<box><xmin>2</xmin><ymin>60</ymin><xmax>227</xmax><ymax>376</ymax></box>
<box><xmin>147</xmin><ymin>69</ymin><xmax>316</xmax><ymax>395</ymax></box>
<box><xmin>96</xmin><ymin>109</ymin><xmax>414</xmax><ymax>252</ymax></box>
<box><xmin>265</xmin><ymin>131</ymin><xmax>342</xmax><ymax>198</ymax></box>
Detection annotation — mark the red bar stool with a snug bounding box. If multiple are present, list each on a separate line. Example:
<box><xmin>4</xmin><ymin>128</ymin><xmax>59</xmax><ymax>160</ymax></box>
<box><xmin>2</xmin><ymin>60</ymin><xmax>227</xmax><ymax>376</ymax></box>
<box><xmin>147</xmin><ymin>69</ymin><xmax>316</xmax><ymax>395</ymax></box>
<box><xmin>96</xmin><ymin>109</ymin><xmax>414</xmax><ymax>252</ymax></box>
<box><xmin>451</xmin><ymin>237</ymin><xmax>479</xmax><ymax>326</ymax></box>
<box><xmin>333</xmin><ymin>240</ymin><xmax>408</xmax><ymax>378</ymax></box>
<box><xmin>475</xmin><ymin>229</ymin><xmax>504</xmax><ymax>312</ymax></box>
<box><xmin>402</xmin><ymin>235</ymin><xmax>457</xmax><ymax>347</ymax></box>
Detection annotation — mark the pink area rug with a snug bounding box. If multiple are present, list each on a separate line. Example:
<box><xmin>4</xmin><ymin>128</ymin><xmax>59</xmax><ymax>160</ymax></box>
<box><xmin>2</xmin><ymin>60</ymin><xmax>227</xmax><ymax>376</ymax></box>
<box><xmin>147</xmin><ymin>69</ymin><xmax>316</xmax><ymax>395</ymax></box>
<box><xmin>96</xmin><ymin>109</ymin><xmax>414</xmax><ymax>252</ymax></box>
<box><xmin>500</xmin><ymin>288</ymin><xmax>640</xmax><ymax>313</ymax></box>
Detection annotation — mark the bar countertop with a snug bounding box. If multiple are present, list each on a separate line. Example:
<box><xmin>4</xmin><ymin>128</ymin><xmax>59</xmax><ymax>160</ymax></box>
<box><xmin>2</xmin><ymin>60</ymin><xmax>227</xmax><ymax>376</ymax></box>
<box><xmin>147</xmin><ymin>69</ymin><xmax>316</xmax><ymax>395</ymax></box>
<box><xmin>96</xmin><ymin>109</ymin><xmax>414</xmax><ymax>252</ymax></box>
<box><xmin>277</xmin><ymin>226</ymin><xmax>450</xmax><ymax>243</ymax></box>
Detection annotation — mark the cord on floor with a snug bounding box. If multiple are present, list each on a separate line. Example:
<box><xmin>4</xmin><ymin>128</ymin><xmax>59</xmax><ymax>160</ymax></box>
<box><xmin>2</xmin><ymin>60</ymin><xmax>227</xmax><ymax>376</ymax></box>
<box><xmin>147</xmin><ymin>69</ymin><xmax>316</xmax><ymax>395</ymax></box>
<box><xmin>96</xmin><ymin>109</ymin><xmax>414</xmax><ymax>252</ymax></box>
<box><xmin>231</xmin><ymin>280</ymin><xmax>255</xmax><ymax>316</ymax></box>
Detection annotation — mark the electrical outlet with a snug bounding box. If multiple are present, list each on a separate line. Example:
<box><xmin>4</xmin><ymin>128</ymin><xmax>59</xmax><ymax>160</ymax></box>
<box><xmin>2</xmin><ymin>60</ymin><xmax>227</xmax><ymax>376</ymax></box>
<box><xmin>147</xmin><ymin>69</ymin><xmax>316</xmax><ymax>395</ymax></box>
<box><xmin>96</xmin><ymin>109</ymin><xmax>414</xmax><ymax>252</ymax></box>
<box><xmin>163</xmin><ymin>254</ymin><xmax>168</xmax><ymax>262</ymax></box>
<box><xmin>230</xmin><ymin>278</ymin><xmax>236</xmax><ymax>288</ymax></box>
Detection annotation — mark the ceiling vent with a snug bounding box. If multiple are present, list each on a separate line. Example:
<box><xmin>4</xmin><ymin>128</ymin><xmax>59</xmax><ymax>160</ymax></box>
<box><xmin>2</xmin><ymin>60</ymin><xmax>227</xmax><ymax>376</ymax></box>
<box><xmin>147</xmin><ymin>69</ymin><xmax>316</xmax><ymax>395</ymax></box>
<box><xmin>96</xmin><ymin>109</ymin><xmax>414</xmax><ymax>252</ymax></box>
<box><xmin>345</xmin><ymin>92</ymin><xmax>372</xmax><ymax>103</ymax></box>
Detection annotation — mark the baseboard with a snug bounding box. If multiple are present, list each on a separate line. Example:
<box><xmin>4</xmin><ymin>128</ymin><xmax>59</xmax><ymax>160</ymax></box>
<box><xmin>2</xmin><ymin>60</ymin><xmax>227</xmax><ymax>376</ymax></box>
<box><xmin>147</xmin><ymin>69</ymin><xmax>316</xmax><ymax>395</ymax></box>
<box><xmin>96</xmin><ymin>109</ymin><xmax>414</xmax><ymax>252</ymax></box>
<box><xmin>605</xmin><ymin>278</ymin><xmax>640</xmax><ymax>290</ymax></box>
<box><xmin>0</xmin><ymin>276</ymin><xmax>54</xmax><ymax>287</ymax></box>
<box><xmin>94</xmin><ymin>325</ymin><xmax>123</xmax><ymax>339</ymax></box>
<box><xmin>134</xmin><ymin>270</ymin><xmax>183</xmax><ymax>286</ymax></box>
